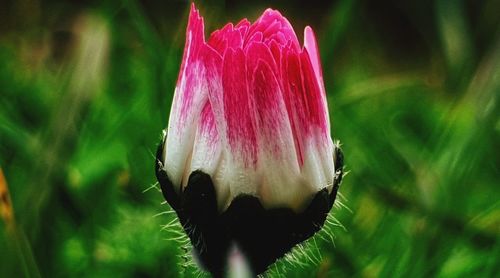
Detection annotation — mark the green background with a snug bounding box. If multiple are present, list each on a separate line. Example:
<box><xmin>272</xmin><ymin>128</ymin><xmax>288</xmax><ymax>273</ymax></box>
<box><xmin>1</xmin><ymin>0</ymin><xmax>498</xmax><ymax>277</ymax></box>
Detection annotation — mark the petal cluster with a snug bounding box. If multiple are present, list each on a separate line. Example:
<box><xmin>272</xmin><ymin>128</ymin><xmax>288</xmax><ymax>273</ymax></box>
<box><xmin>163</xmin><ymin>4</ymin><xmax>334</xmax><ymax>211</ymax></box>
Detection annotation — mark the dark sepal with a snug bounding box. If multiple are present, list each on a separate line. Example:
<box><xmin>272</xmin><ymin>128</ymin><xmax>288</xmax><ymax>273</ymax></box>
<box><xmin>221</xmin><ymin>188</ymin><xmax>332</xmax><ymax>275</ymax></box>
<box><xmin>330</xmin><ymin>144</ymin><xmax>344</xmax><ymax>207</ymax></box>
<box><xmin>178</xmin><ymin>173</ymin><xmax>338</xmax><ymax>276</ymax></box>
<box><xmin>180</xmin><ymin>170</ymin><xmax>228</xmax><ymax>278</ymax></box>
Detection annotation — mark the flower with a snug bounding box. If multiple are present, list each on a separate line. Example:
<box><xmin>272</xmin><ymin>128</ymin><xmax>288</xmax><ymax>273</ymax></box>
<box><xmin>156</xmin><ymin>3</ymin><xmax>343</xmax><ymax>276</ymax></box>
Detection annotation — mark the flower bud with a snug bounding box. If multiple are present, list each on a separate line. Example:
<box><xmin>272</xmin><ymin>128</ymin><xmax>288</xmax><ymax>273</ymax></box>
<box><xmin>156</xmin><ymin>4</ymin><xmax>343</xmax><ymax>276</ymax></box>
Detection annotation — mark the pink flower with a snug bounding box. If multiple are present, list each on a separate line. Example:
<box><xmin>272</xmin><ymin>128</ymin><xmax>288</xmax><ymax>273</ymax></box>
<box><xmin>156</xmin><ymin>3</ymin><xmax>343</xmax><ymax>275</ymax></box>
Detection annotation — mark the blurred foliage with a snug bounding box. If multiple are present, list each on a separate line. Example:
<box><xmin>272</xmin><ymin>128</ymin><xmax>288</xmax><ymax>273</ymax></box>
<box><xmin>1</xmin><ymin>0</ymin><xmax>499</xmax><ymax>277</ymax></box>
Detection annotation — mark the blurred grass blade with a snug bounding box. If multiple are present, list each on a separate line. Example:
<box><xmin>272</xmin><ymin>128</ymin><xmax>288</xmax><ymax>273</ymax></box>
<box><xmin>436</xmin><ymin>0</ymin><xmax>475</xmax><ymax>89</ymax></box>
<box><xmin>1</xmin><ymin>168</ymin><xmax>41</xmax><ymax>278</ymax></box>
<box><xmin>0</xmin><ymin>168</ymin><xmax>14</xmax><ymax>230</ymax></box>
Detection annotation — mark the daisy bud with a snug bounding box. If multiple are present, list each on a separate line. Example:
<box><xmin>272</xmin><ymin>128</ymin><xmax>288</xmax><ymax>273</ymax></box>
<box><xmin>156</xmin><ymin>3</ymin><xmax>343</xmax><ymax>276</ymax></box>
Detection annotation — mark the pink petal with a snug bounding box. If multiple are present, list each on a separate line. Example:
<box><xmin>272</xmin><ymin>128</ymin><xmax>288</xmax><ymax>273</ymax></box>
<box><xmin>250</xmin><ymin>59</ymin><xmax>304</xmax><ymax>208</ymax></box>
<box><xmin>164</xmin><ymin>4</ymin><xmax>225</xmax><ymax>189</ymax></box>
<box><xmin>264</xmin><ymin>32</ymin><xmax>287</xmax><ymax>47</ymax></box>
<box><xmin>251</xmin><ymin>60</ymin><xmax>292</xmax><ymax>158</ymax></box>
<box><xmin>207</xmin><ymin>28</ymin><xmax>228</xmax><ymax>55</ymax></box>
<box><xmin>281</xmin><ymin>47</ymin><xmax>307</xmax><ymax>166</ymax></box>
<box><xmin>300</xmin><ymin>50</ymin><xmax>329</xmax><ymax>137</ymax></box>
<box><xmin>262</xmin><ymin>20</ymin><xmax>282</xmax><ymax>39</ymax></box>
<box><xmin>268</xmin><ymin>40</ymin><xmax>282</xmax><ymax>77</ymax></box>
<box><xmin>190</xmin><ymin>101</ymin><xmax>220</xmax><ymax>172</ymax></box>
<box><xmin>177</xmin><ymin>3</ymin><xmax>205</xmax><ymax>87</ymax></box>
<box><xmin>247</xmin><ymin>9</ymin><xmax>300</xmax><ymax>51</ymax></box>
<box><xmin>303</xmin><ymin>26</ymin><xmax>326</xmax><ymax>98</ymax></box>
<box><xmin>208</xmin><ymin>23</ymin><xmax>245</xmax><ymax>55</ymax></box>
<box><xmin>235</xmin><ymin>18</ymin><xmax>250</xmax><ymax>37</ymax></box>
<box><xmin>245</xmin><ymin>31</ymin><xmax>263</xmax><ymax>46</ymax></box>
<box><xmin>245</xmin><ymin>42</ymin><xmax>277</xmax><ymax>79</ymax></box>
<box><xmin>222</xmin><ymin>48</ymin><xmax>258</xmax><ymax>167</ymax></box>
